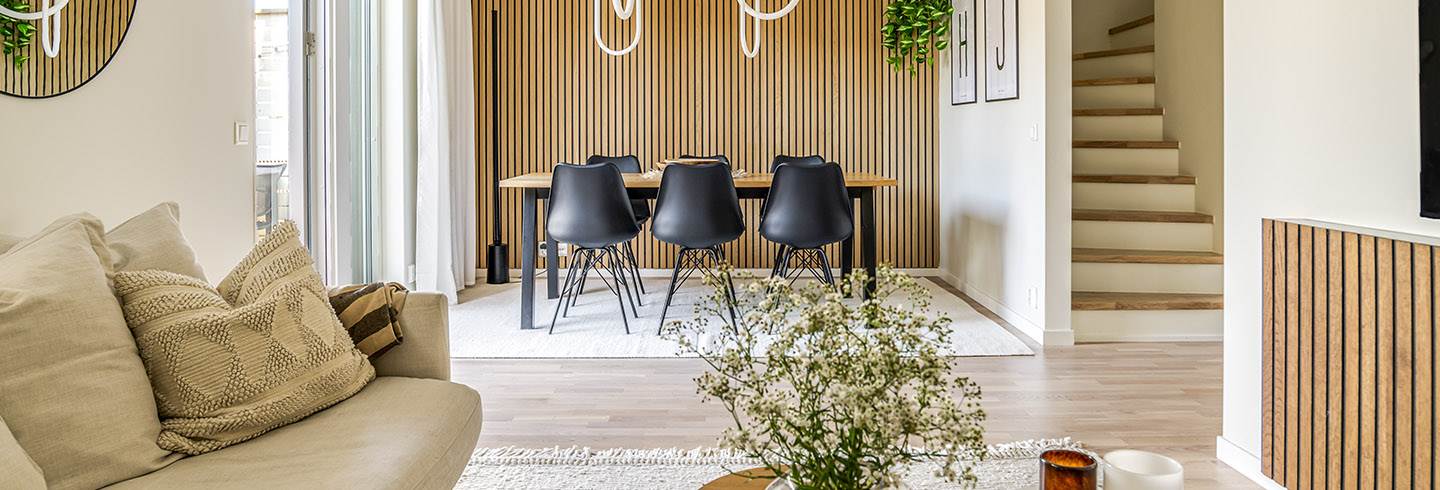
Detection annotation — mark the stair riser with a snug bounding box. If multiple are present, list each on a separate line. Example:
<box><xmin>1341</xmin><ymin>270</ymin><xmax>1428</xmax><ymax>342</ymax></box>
<box><xmin>1073</xmin><ymin>262</ymin><xmax>1223</xmax><ymax>294</ymax></box>
<box><xmin>1072</xmin><ymin>309</ymin><xmax>1223</xmax><ymax>342</ymax></box>
<box><xmin>1073</xmin><ymin>182</ymin><xmax>1194</xmax><ymax>212</ymax></box>
<box><xmin>1074</xmin><ymin>52</ymin><xmax>1155</xmax><ymax>80</ymax></box>
<box><xmin>1073</xmin><ymin>84</ymin><xmax>1156</xmax><ymax>109</ymax></box>
<box><xmin>1074</xmin><ymin>148</ymin><xmax>1180</xmax><ymax>175</ymax></box>
<box><xmin>1073</xmin><ymin>221</ymin><xmax>1214</xmax><ymax>251</ymax></box>
<box><xmin>1073</xmin><ymin>115</ymin><xmax>1164</xmax><ymax>140</ymax></box>
<box><xmin>1109</xmin><ymin>23</ymin><xmax>1155</xmax><ymax>50</ymax></box>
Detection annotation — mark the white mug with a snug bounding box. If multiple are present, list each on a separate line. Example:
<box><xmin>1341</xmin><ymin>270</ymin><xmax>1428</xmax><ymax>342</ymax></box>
<box><xmin>1101</xmin><ymin>450</ymin><xmax>1183</xmax><ymax>490</ymax></box>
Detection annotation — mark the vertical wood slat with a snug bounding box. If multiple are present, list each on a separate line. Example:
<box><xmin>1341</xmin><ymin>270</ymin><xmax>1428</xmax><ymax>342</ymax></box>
<box><xmin>1262</xmin><ymin>220</ymin><xmax>1275</xmax><ymax>479</ymax></box>
<box><xmin>0</xmin><ymin>0</ymin><xmax>138</xmax><ymax>98</ymax></box>
<box><xmin>479</xmin><ymin>0</ymin><xmax>937</xmax><ymax>269</ymax></box>
<box><xmin>1421</xmin><ymin>245</ymin><xmax>1435</xmax><ymax>490</ymax></box>
<box><xmin>1263</xmin><ymin>220</ymin><xmax>1437</xmax><ymax>489</ymax></box>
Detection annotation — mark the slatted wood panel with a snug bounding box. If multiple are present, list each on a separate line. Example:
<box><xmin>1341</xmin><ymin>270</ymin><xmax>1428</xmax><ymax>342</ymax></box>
<box><xmin>476</xmin><ymin>0</ymin><xmax>938</xmax><ymax>269</ymax></box>
<box><xmin>0</xmin><ymin>0</ymin><xmax>137</xmax><ymax>98</ymax></box>
<box><xmin>1262</xmin><ymin>219</ymin><xmax>1439</xmax><ymax>488</ymax></box>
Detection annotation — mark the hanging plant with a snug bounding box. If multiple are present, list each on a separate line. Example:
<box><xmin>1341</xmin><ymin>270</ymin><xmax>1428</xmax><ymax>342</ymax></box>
<box><xmin>0</xmin><ymin>0</ymin><xmax>36</xmax><ymax>69</ymax></box>
<box><xmin>881</xmin><ymin>0</ymin><xmax>955</xmax><ymax>74</ymax></box>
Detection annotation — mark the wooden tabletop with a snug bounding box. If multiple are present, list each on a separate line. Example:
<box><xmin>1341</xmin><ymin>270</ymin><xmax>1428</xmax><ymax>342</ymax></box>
<box><xmin>700</xmin><ymin>467</ymin><xmax>781</xmax><ymax>489</ymax></box>
<box><xmin>498</xmin><ymin>171</ymin><xmax>898</xmax><ymax>189</ymax></box>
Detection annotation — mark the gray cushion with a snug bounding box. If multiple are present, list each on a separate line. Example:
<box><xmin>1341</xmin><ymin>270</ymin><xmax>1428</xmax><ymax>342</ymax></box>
<box><xmin>107</xmin><ymin>377</ymin><xmax>482</xmax><ymax>490</ymax></box>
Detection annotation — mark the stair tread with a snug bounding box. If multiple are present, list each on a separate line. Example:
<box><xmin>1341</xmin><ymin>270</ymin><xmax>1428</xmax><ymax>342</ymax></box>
<box><xmin>1073</xmin><ymin>208</ymin><xmax>1214</xmax><ymax>224</ymax></box>
<box><xmin>1073</xmin><ymin>76</ymin><xmax>1156</xmax><ymax>87</ymax></box>
<box><xmin>1074</xmin><ymin>140</ymin><xmax>1181</xmax><ymax>149</ymax></box>
<box><xmin>1073</xmin><ymin>45</ymin><xmax>1155</xmax><ymax>61</ymax></box>
<box><xmin>1073</xmin><ymin>248</ymin><xmax>1223</xmax><ymax>265</ymax></box>
<box><xmin>1108</xmin><ymin>14</ymin><xmax>1156</xmax><ymax>35</ymax></box>
<box><xmin>1073</xmin><ymin>174</ymin><xmax>1195</xmax><ymax>185</ymax></box>
<box><xmin>1073</xmin><ymin>291</ymin><xmax>1224</xmax><ymax>311</ymax></box>
<box><xmin>1074</xmin><ymin>108</ymin><xmax>1165</xmax><ymax>116</ymax></box>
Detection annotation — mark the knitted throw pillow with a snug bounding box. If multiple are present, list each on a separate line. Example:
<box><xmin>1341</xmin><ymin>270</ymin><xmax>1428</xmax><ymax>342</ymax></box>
<box><xmin>113</xmin><ymin>221</ymin><xmax>373</xmax><ymax>455</ymax></box>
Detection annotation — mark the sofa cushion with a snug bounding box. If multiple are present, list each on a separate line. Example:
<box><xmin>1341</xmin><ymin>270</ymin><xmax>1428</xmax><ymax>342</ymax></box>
<box><xmin>114</xmin><ymin>221</ymin><xmax>374</xmax><ymax>455</ymax></box>
<box><xmin>0</xmin><ymin>416</ymin><xmax>46</xmax><ymax>490</ymax></box>
<box><xmin>106</xmin><ymin>377</ymin><xmax>484</xmax><ymax>490</ymax></box>
<box><xmin>0</xmin><ymin>215</ymin><xmax>180</xmax><ymax>489</ymax></box>
<box><xmin>0</xmin><ymin>203</ymin><xmax>206</xmax><ymax>280</ymax></box>
<box><xmin>106</xmin><ymin>202</ymin><xmax>208</xmax><ymax>281</ymax></box>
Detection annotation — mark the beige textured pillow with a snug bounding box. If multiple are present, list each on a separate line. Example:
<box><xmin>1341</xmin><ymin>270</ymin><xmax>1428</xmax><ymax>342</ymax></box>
<box><xmin>0</xmin><ymin>215</ymin><xmax>180</xmax><ymax>489</ymax></box>
<box><xmin>113</xmin><ymin>221</ymin><xmax>374</xmax><ymax>455</ymax></box>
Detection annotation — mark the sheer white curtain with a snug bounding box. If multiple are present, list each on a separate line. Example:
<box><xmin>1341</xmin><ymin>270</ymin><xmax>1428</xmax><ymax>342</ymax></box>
<box><xmin>415</xmin><ymin>0</ymin><xmax>477</xmax><ymax>303</ymax></box>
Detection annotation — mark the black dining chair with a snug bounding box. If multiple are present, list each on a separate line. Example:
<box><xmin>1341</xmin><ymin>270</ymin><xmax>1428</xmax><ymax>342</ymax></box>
<box><xmin>650</xmin><ymin>163</ymin><xmax>746</xmax><ymax>331</ymax></box>
<box><xmin>583</xmin><ymin>155</ymin><xmax>648</xmax><ymax>299</ymax></box>
<box><xmin>759</xmin><ymin>162</ymin><xmax>853</xmax><ymax>287</ymax></box>
<box><xmin>547</xmin><ymin>163</ymin><xmax>642</xmax><ymax>334</ymax></box>
<box><xmin>770</xmin><ymin>154</ymin><xmax>826</xmax><ymax>172</ymax></box>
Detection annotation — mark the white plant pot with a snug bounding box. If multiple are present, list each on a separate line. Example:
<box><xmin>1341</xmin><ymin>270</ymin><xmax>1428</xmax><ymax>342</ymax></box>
<box><xmin>1101</xmin><ymin>450</ymin><xmax>1183</xmax><ymax>490</ymax></box>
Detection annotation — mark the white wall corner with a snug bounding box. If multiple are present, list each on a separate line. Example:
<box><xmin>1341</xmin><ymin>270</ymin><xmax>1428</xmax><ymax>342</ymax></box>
<box><xmin>937</xmin><ymin>273</ymin><xmax>1071</xmax><ymax>346</ymax></box>
<box><xmin>1215</xmin><ymin>436</ymin><xmax>1285</xmax><ymax>490</ymax></box>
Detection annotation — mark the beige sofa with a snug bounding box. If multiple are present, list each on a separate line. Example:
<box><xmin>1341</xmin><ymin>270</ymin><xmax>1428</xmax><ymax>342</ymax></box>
<box><xmin>2</xmin><ymin>292</ymin><xmax>482</xmax><ymax>489</ymax></box>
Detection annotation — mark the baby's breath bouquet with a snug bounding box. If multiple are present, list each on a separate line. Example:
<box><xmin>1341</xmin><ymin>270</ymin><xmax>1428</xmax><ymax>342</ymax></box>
<box><xmin>664</xmin><ymin>266</ymin><xmax>987</xmax><ymax>489</ymax></box>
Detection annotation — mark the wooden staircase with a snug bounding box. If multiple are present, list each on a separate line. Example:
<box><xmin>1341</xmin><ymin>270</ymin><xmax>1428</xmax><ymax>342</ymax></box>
<box><xmin>1070</xmin><ymin>12</ymin><xmax>1223</xmax><ymax>342</ymax></box>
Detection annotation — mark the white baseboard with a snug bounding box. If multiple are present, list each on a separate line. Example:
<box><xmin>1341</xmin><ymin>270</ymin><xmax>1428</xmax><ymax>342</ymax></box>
<box><xmin>935</xmin><ymin>272</ymin><xmax>1071</xmax><ymax>346</ymax></box>
<box><xmin>1215</xmin><ymin>436</ymin><xmax>1285</xmax><ymax>490</ymax></box>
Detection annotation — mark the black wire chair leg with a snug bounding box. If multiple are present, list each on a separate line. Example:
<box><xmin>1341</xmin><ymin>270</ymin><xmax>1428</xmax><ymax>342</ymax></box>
<box><xmin>567</xmin><ymin>250</ymin><xmax>594</xmax><ymax>311</ymax></box>
<box><xmin>608</xmin><ymin>246</ymin><xmax>641</xmax><ymax>320</ymax></box>
<box><xmin>624</xmin><ymin>241</ymin><xmax>647</xmax><ymax>298</ymax></box>
<box><xmin>549</xmin><ymin>250</ymin><xmax>587</xmax><ymax>334</ymax></box>
<box><xmin>707</xmin><ymin>247</ymin><xmax>739</xmax><ymax>328</ymax></box>
<box><xmin>603</xmin><ymin>247</ymin><xmax>633</xmax><ymax>334</ymax></box>
<box><xmin>816</xmin><ymin>248</ymin><xmax>836</xmax><ymax>287</ymax></box>
<box><xmin>658</xmin><ymin>248</ymin><xmax>691</xmax><ymax>334</ymax></box>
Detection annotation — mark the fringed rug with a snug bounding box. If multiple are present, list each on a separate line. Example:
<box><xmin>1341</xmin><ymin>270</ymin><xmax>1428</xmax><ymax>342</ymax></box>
<box><xmin>457</xmin><ymin>438</ymin><xmax>1084</xmax><ymax>489</ymax></box>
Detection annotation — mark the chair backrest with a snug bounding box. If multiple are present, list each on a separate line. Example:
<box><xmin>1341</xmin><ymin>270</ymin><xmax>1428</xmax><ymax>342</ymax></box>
<box><xmin>770</xmin><ymin>154</ymin><xmax>826</xmax><ymax>172</ymax></box>
<box><xmin>585</xmin><ymin>155</ymin><xmax>642</xmax><ymax>173</ymax></box>
<box><xmin>651</xmin><ymin>163</ymin><xmax>746</xmax><ymax>249</ymax></box>
<box><xmin>546</xmin><ymin>163</ymin><xmax>640</xmax><ymax>247</ymax></box>
<box><xmin>679</xmin><ymin>154</ymin><xmax>730</xmax><ymax>167</ymax></box>
<box><xmin>759</xmin><ymin>163</ymin><xmax>853</xmax><ymax>249</ymax></box>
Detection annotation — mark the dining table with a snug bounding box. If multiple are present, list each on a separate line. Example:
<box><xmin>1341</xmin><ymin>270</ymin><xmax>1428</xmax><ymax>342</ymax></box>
<box><xmin>498</xmin><ymin>170</ymin><xmax>899</xmax><ymax>330</ymax></box>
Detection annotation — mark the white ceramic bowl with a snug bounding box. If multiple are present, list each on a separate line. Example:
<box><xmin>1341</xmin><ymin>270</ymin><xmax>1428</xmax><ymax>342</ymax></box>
<box><xmin>1102</xmin><ymin>449</ymin><xmax>1184</xmax><ymax>490</ymax></box>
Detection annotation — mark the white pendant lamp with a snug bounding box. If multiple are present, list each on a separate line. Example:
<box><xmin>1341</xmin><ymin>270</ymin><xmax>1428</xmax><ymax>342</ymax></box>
<box><xmin>0</xmin><ymin>0</ymin><xmax>69</xmax><ymax>59</ymax></box>
<box><xmin>595</xmin><ymin>0</ymin><xmax>801</xmax><ymax>58</ymax></box>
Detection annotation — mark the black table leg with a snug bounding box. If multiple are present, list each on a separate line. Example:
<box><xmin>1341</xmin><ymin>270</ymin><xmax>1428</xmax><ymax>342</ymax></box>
<box><xmin>860</xmin><ymin>188</ymin><xmax>877</xmax><ymax>296</ymax></box>
<box><xmin>520</xmin><ymin>189</ymin><xmax>538</xmax><ymax>330</ymax></box>
<box><xmin>546</xmin><ymin>199</ymin><xmax>559</xmax><ymax>299</ymax></box>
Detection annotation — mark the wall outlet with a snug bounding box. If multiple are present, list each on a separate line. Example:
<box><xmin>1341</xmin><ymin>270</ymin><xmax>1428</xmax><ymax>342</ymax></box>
<box><xmin>406</xmin><ymin>264</ymin><xmax>416</xmax><ymax>284</ymax></box>
<box><xmin>1026</xmin><ymin>287</ymin><xmax>1039</xmax><ymax>310</ymax></box>
<box><xmin>1028</xmin><ymin>124</ymin><xmax>1040</xmax><ymax>142</ymax></box>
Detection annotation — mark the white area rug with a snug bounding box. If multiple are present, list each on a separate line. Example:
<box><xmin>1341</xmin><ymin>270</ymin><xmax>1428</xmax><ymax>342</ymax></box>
<box><xmin>448</xmin><ymin>277</ymin><xmax>1034</xmax><ymax>358</ymax></box>
<box><xmin>456</xmin><ymin>438</ymin><xmax>1083</xmax><ymax>489</ymax></box>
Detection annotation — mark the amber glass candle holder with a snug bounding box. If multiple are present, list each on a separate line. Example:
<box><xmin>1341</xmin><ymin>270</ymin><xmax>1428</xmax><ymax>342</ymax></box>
<box><xmin>1039</xmin><ymin>449</ymin><xmax>1098</xmax><ymax>490</ymax></box>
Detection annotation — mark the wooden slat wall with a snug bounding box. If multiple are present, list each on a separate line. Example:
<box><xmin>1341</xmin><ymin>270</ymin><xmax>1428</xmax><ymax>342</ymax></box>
<box><xmin>0</xmin><ymin>0</ymin><xmax>138</xmax><ymax>98</ymax></box>
<box><xmin>1263</xmin><ymin>219</ymin><xmax>1439</xmax><ymax>488</ymax></box>
<box><xmin>476</xmin><ymin>0</ymin><xmax>938</xmax><ymax>269</ymax></box>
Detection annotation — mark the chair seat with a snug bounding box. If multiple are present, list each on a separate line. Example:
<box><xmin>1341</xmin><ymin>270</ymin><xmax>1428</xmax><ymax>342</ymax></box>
<box><xmin>107</xmin><ymin>377</ymin><xmax>483</xmax><ymax>490</ymax></box>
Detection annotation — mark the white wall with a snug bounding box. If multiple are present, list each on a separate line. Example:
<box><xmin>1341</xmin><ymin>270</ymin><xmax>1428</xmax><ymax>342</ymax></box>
<box><xmin>0</xmin><ymin>0</ymin><xmax>256</xmax><ymax>277</ymax></box>
<box><xmin>1222</xmin><ymin>0</ymin><xmax>1438</xmax><ymax>481</ymax></box>
<box><xmin>938</xmin><ymin>0</ymin><xmax>1073</xmax><ymax>345</ymax></box>
<box><xmin>1154</xmin><ymin>0</ymin><xmax>1224</xmax><ymax>252</ymax></box>
<box><xmin>1070</xmin><ymin>0</ymin><xmax>1152</xmax><ymax>52</ymax></box>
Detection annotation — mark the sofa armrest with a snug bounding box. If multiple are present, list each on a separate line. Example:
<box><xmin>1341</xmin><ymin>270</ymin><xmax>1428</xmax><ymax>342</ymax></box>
<box><xmin>1</xmin><ymin>416</ymin><xmax>46</xmax><ymax>489</ymax></box>
<box><xmin>372</xmin><ymin>292</ymin><xmax>452</xmax><ymax>381</ymax></box>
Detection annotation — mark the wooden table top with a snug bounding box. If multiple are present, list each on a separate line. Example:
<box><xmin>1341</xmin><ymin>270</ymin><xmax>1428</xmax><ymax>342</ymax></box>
<box><xmin>700</xmin><ymin>467</ymin><xmax>780</xmax><ymax>489</ymax></box>
<box><xmin>498</xmin><ymin>171</ymin><xmax>898</xmax><ymax>189</ymax></box>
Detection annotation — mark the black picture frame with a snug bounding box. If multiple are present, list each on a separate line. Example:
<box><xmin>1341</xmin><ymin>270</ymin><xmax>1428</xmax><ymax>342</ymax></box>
<box><xmin>951</xmin><ymin>0</ymin><xmax>977</xmax><ymax>105</ymax></box>
<box><xmin>984</xmin><ymin>0</ymin><xmax>1019</xmax><ymax>102</ymax></box>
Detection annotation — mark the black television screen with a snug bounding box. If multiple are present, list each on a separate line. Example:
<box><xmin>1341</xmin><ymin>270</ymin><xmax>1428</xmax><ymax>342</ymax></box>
<box><xmin>1423</xmin><ymin>2</ymin><xmax>1440</xmax><ymax>218</ymax></box>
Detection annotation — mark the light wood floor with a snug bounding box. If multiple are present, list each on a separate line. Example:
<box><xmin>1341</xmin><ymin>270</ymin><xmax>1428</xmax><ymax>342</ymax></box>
<box><xmin>451</xmin><ymin>281</ymin><xmax>1256</xmax><ymax>489</ymax></box>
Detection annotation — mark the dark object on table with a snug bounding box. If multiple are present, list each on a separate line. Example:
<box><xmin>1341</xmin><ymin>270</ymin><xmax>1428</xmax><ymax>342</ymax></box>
<box><xmin>1039</xmin><ymin>449</ymin><xmax>1098</xmax><ymax>490</ymax></box>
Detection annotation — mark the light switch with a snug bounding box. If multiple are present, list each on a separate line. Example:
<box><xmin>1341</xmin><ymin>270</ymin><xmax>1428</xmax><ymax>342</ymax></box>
<box><xmin>234</xmin><ymin>122</ymin><xmax>251</xmax><ymax>146</ymax></box>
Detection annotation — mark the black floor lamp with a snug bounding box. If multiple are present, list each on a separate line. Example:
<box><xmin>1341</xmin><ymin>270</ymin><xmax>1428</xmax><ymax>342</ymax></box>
<box><xmin>485</xmin><ymin>5</ymin><xmax>509</xmax><ymax>284</ymax></box>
